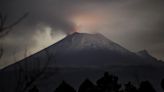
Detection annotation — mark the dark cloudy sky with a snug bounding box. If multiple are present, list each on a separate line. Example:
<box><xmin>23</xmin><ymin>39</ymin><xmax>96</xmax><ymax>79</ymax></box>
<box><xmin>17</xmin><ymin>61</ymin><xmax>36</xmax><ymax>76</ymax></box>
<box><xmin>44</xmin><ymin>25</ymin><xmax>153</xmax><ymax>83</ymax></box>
<box><xmin>0</xmin><ymin>0</ymin><xmax>164</xmax><ymax>68</ymax></box>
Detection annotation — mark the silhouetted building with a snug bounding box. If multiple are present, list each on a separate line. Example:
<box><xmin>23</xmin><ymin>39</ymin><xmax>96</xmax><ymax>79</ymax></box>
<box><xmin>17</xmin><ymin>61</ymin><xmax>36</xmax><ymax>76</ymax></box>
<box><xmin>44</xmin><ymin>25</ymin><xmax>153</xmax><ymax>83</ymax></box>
<box><xmin>29</xmin><ymin>85</ymin><xmax>39</xmax><ymax>92</ymax></box>
<box><xmin>78</xmin><ymin>79</ymin><xmax>98</xmax><ymax>92</ymax></box>
<box><xmin>54</xmin><ymin>81</ymin><xmax>76</xmax><ymax>92</ymax></box>
<box><xmin>139</xmin><ymin>81</ymin><xmax>156</xmax><ymax>92</ymax></box>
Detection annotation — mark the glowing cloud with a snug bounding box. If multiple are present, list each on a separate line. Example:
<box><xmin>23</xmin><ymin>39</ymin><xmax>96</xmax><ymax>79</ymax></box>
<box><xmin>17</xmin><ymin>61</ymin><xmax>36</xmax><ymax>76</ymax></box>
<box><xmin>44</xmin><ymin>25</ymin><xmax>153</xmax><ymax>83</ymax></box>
<box><xmin>69</xmin><ymin>12</ymin><xmax>106</xmax><ymax>33</ymax></box>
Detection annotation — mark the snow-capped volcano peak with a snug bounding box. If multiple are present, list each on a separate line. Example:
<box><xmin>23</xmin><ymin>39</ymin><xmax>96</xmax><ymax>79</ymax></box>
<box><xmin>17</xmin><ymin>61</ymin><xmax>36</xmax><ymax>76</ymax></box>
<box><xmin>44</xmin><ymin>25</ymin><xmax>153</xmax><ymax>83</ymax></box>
<box><xmin>54</xmin><ymin>32</ymin><xmax>130</xmax><ymax>54</ymax></box>
<box><xmin>67</xmin><ymin>32</ymin><xmax>115</xmax><ymax>49</ymax></box>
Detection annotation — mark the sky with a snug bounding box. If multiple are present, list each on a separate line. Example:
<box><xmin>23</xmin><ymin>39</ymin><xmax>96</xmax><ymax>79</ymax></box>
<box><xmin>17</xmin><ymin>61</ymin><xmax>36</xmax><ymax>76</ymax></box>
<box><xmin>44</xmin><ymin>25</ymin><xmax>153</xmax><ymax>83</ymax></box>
<box><xmin>0</xmin><ymin>0</ymin><xmax>164</xmax><ymax>68</ymax></box>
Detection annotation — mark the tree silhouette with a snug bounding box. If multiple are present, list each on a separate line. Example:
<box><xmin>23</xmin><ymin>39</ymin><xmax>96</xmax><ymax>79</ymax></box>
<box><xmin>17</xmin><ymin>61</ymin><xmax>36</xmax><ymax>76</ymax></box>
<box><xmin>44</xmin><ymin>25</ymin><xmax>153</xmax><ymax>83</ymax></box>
<box><xmin>124</xmin><ymin>82</ymin><xmax>138</xmax><ymax>92</ymax></box>
<box><xmin>96</xmin><ymin>72</ymin><xmax>121</xmax><ymax>92</ymax></box>
<box><xmin>28</xmin><ymin>85</ymin><xmax>39</xmax><ymax>92</ymax></box>
<box><xmin>54</xmin><ymin>81</ymin><xmax>76</xmax><ymax>92</ymax></box>
<box><xmin>78</xmin><ymin>78</ymin><xmax>98</xmax><ymax>92</ymax></box>
<box><xmin>161</xmin><ymin>79</ymin><xmax>164</xmax><ymax>90</ymax></box>
<box><xmin>139</xmin><ymin>81</ymin><xmax>156</xmax><ymax>92</ymax></box>
<box><xmin>0</xmin><ymin>12</ymin><xmax>28</xmax><ymax>38</ymax></box>
<box><xmin>0</xmin><ymin>12</ymin><xmax>28</xmax><ymax>59</ymax></box>
<box><xmin>14</xmin><ymin>50</ymin><xmax>53</xmax><ymax>92</ymax></box>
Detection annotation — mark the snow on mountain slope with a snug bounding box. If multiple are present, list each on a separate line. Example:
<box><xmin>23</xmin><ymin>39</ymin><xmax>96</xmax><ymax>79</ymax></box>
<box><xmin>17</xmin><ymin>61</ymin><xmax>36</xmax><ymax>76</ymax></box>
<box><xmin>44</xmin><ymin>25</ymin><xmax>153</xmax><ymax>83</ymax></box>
<box><xmin>53</xmin><ymin>32</ymin><xmax>130</xmax><ymax>53</ymax></box>
<box><xmin>0</xmin><ymin>32</ymin><xmax>164</xmax><ymax>92</ymax></box>
<box><xmin>1</xmin><ymin>32</ymin><xmax>161</xmax><ymax>70</ymax></box>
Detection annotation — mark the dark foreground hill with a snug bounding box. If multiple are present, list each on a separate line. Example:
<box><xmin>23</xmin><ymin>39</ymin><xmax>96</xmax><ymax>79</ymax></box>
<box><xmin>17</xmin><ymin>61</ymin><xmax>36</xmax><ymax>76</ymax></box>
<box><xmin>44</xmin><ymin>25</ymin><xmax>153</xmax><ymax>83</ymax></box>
<box><xmin>0</xmin><ymin>32</ymin><xmax>164</xmax><ymax>92</ymax></box>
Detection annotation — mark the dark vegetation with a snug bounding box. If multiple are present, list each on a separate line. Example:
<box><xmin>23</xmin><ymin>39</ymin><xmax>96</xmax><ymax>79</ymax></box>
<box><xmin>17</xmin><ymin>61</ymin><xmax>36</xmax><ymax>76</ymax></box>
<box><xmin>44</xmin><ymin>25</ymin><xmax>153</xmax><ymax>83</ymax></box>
<box><xmin>27</xmin><ymin>72</ymin><xmax>164</xmax><ymax>92</ymax></box>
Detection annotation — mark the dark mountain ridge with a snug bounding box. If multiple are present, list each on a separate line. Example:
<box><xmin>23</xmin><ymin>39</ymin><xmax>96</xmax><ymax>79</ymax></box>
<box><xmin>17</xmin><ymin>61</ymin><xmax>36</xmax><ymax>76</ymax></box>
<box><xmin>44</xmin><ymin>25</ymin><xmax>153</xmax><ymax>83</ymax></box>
<box><xmin>2</xmin><ymin>32</ymin><xmax>162</xmax><ymax>69</ymax></box>
<box><xmin>0</xmin><ymin>32</ymin><xmax>164</xmax><ymax>92</ymax></box>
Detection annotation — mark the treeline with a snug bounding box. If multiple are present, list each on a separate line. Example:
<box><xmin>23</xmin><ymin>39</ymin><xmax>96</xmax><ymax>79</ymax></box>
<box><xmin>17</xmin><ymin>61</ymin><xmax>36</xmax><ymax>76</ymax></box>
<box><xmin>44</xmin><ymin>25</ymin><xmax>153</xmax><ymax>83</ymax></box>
<box><xmin>29</xmin><ymin>72</ymin><xmax>164</xmax><ymax>92</ymax></box>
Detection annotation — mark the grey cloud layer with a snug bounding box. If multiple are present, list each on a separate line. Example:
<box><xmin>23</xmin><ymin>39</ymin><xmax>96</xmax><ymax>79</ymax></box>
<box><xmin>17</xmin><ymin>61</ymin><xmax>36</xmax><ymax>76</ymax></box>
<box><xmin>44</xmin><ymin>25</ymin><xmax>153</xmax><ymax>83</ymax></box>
<box><xmin>0</xmin><ymin>0</ymin><xmax>164</xmax><ymax>68</ymax></box>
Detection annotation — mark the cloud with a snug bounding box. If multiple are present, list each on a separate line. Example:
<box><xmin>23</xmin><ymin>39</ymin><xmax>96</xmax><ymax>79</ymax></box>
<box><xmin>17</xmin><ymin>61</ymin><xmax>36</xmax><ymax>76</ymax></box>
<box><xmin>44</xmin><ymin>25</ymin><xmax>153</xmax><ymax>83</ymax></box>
<box><xmin>0</xmin><ymin>0</ymin><xmax>164</xmax><ymax>68</ymax></box>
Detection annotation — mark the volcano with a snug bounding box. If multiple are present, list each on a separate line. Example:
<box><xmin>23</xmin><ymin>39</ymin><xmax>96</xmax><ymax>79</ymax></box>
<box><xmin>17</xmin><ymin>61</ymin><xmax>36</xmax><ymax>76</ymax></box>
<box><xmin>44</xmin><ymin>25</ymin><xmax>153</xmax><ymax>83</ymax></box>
<box><xmin>0</xmin><ymin>32</ymin><xmax>164</xmax><ymax>92</ymax></box>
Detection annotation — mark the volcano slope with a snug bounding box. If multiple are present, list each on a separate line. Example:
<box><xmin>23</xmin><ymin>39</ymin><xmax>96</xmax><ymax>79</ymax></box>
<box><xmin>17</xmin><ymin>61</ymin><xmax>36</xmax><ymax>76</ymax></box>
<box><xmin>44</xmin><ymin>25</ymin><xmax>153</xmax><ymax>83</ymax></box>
<box><xmin>0</xmin><ymin>32</ymin><xmax>164</xmax><ymax>92</ymax></box>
